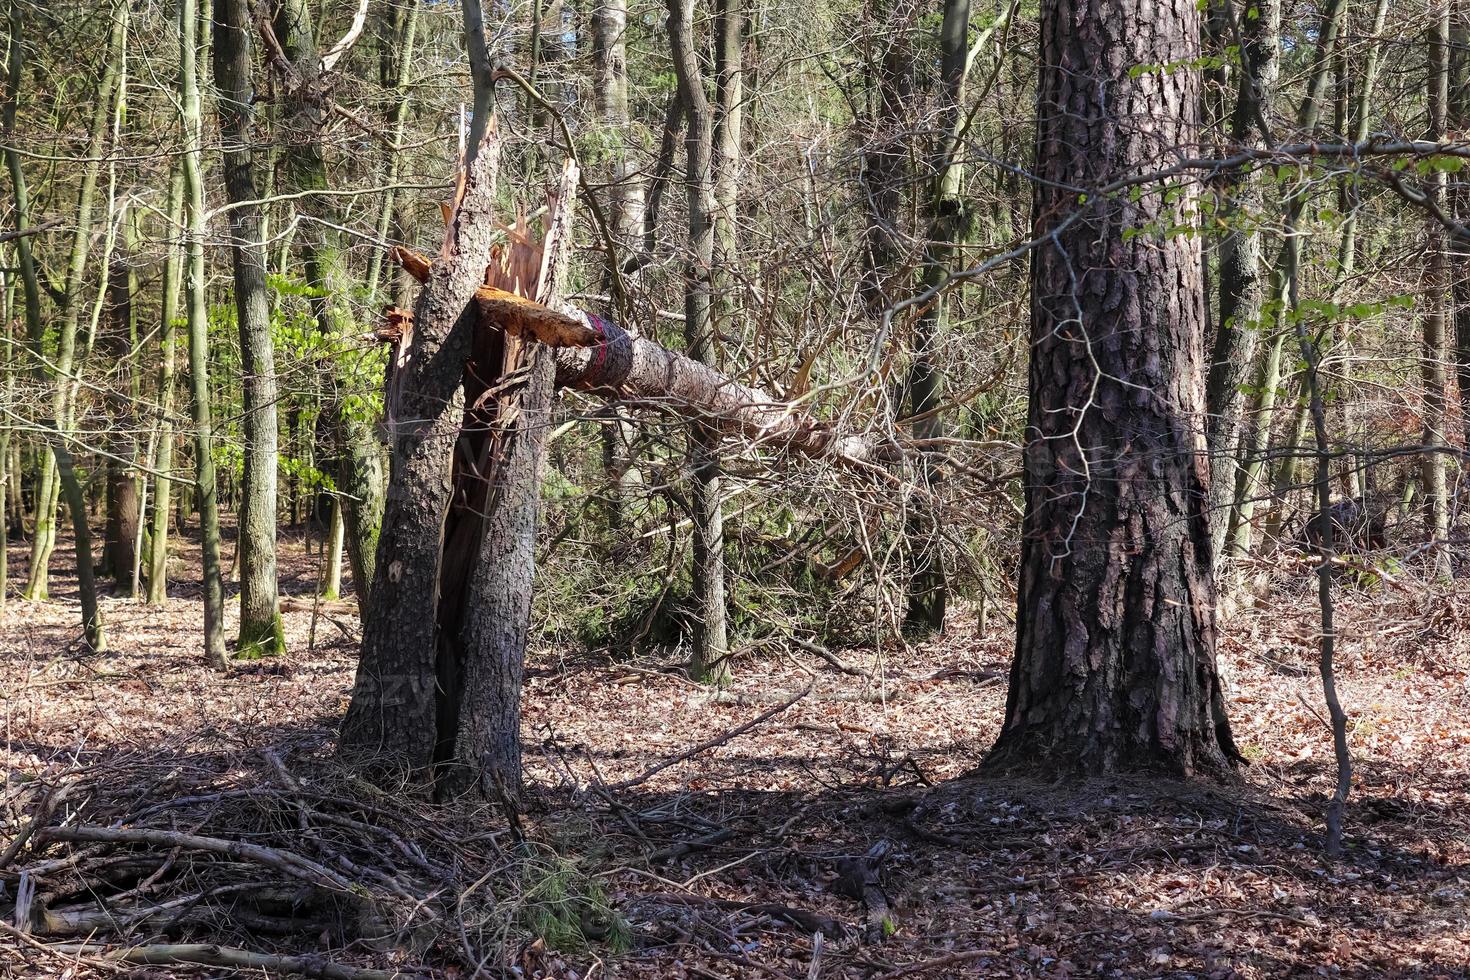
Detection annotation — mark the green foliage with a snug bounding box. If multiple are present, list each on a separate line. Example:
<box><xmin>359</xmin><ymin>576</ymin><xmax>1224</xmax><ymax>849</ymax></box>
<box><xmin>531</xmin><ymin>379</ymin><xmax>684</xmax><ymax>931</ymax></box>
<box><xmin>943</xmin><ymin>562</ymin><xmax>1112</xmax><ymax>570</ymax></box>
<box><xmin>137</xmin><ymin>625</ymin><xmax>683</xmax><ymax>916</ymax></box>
<box><xmin>516</xmin><ymin>852</ymin><xmax>630</xmax><ymax>953</ymax></box>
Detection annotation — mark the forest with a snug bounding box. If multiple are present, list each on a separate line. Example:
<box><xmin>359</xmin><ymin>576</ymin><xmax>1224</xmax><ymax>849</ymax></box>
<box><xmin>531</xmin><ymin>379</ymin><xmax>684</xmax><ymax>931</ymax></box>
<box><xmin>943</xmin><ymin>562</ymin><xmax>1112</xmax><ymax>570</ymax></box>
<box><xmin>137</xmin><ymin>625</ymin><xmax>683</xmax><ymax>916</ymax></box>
<box><xmin>0</xmin><ymin>0</ymin><xmax>1467</xmax><ymax>975</ymax></box>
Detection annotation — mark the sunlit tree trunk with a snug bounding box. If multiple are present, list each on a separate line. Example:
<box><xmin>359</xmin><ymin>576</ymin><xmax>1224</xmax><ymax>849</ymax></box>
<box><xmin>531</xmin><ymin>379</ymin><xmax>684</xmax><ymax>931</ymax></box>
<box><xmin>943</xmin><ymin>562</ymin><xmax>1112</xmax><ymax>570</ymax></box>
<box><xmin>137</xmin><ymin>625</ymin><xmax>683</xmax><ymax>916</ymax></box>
<box><xmin>147</xmin><ymin>164</ymin><xmax>185</xmax><ymax>604</ymax></box>
<box><xmin>1204</xmin><ymin>0</ymin><xmax>1279</xmax><ymax>565</ymax></box>
<box><xmin>592</xmin><ymin>0</ymin><xmax>641</xmax><ymax>526</ymax></box>
<box><xmin>275</xmin><ymin>0</ymin><xmax>384</xmax><ymax>612</ymax></box>
<box><xmin>1227</xmin><ymin>0</ymin><xmax>1345</xmax><ymax>562</ymax></box>
<box><xmin>181</xmin><ymin>0</ymin><xmax>228</xmax><ymax>668</ymax></box>
<box><xmin>668</xmin><ymin>0</ymin><xmax>729</xmax><ymax>685</ymax></box>
<box><xmin>22</xmin><ymin>4</ymin><xmax>126</xmax><ymax>601</ymax></box>
<box><xmin>216</xmin><ymin>0</ymin><xmax>283</xmax><ymax>654</ymax></box>
<box><xmin>1423</xmin><ymin>0</ymin><xmax>1452</xmax><ymax>578</ymax></box>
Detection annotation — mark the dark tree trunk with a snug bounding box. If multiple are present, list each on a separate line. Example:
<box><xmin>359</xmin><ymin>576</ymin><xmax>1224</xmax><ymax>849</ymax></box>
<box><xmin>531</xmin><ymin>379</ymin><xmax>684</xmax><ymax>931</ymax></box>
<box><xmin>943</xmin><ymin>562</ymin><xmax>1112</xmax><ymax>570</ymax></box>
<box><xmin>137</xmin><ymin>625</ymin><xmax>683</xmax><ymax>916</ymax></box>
<box><xmin>340</xmin><ymin>129</ymin><xmax>503</xmax><ymax>775</ymax></box>
<box><xmin>449</xmin><ymin>345</ymin><xmax>556</xmax><ymax>801</ymax></box>
<box><xmin>101</xmin><ymin>241</ymin><xmax>139</xmax><ymax>585</ymax></box>
<box><xmin>859</xmin><ymin>0</ymin><xmax>913</xmax><ymax>313</ymax></box>
<box><xmin>1449</xmin><ymin>15</ymin><xmax>1470</xmax><ymax>464</ymax></box>
<box><xmin>988</xmin><ymin>0</ymin><xmax>1239</xmax><ymax>776</ymax></box>
<box><xmin>903</xmin><ymin>0</ymin><xmax>972</xmax><ymax>635</ymax></box>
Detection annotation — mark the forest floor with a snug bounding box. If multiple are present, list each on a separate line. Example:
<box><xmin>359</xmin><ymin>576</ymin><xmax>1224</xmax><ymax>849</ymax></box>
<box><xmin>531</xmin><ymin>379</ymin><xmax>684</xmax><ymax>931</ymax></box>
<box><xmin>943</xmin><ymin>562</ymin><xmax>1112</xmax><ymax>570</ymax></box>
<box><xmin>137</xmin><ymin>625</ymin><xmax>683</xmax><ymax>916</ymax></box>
<box><xmin>2</xmin><ymin>529</ymin><xmax>1469</xmax><ymax>978</ymax></box>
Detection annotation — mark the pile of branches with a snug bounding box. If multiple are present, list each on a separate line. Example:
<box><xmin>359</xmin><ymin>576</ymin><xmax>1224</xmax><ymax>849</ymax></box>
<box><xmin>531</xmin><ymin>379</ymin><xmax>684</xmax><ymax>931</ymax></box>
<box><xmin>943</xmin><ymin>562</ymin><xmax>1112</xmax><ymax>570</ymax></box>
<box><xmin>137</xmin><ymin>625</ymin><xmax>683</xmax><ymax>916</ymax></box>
<box><xmin>0</xmin><ymin>742</ymin><xmax>567</xmax><ymax>978</ymax></box>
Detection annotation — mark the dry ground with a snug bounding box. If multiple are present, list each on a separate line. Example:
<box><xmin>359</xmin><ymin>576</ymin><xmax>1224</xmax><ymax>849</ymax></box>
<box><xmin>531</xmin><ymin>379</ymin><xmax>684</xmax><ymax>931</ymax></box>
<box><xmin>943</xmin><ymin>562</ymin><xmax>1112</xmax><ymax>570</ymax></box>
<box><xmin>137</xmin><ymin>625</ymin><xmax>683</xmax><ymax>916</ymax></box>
<box><xmin>2</xmin><ymin>529</ymin><xmax>1468</xmax><ymax>978</ymax></box>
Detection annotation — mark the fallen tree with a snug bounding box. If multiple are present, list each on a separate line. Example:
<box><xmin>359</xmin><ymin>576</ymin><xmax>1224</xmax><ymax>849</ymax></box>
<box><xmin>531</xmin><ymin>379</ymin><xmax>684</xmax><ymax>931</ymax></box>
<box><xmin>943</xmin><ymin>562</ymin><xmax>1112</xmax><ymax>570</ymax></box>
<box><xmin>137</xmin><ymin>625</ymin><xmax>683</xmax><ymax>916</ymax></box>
<box><xmin>382</xmin><ymin>246</ymin><xmax>886</xmax><ymax>465</ymax></box>
<box><xmin>341</xmin><ymin>128</ymin><xmax>890</xmax><ymax>789</ymax></box>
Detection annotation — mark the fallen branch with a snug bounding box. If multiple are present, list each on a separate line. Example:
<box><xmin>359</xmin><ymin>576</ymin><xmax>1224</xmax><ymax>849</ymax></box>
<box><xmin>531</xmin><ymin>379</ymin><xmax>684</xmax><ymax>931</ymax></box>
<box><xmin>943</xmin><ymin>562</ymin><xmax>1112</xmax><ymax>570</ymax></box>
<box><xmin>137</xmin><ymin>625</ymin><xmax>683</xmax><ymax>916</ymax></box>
<box><xmin>642</xmin><ymin>892</ymin><xmax>847</xmax><ymax>938</ymax></box>
<box><xmin>874</xmin><ymin>948</ymin><xmax>1003</xmax><ymax>978</ymax></box>
<box><xmin>36</xmin><ymin>825</ymin><xmax>355</xmax><ymax>893</ymax></box>
<box><xmin>608</xmin><ymin>683</ymin><xmax>812</xmax><ymax>790</ymax></box>
<box><xmin>48</xmin><ymin>942</ymin><xmax>416</xmax><ymax>980</ymax></box>
<box><xmin>387</xmin><ymin>247</ymin><xmax>887</xmax><ymax>465</ymax></box>
<box><xmin>0</xmin><ymin>217</ymin><xmax>61</xmax><ymax>244</ymax></box>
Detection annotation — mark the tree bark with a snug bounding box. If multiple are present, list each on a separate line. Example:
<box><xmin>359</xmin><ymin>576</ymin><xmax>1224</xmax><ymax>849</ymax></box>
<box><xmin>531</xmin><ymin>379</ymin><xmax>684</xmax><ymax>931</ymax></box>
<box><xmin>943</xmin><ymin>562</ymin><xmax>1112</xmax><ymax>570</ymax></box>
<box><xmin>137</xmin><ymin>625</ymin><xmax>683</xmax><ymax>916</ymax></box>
<box><xmin>1204</xmin><ymin>0</ymin><xmax>1279</xmax><ymax>566</ymax></box>
<box><xmin>181</xmin><ymin>0</ymin><xmax>228</xmax><ymax>668</ymax></box>
<box><xmin>389</xmin><ymin>254</ymin><xmax>884</xmax><ymax>464</ymax></box>
<box><xmin>363</xmin><ymin>0</ymin><xmax>421</xmax><ymax>307</ymax></box>
<box><xmin>340</xmin><ymin>127</ymin><xmax>504</xmax><ymax>774</ymax></box>
<box><xmin>1453</xmin><ymin>10</ymin><xmax>1470</xmax><ymax>452</ymax></box>
<box><xmin>147</xmin><ymin>164</ymin><xmax>185</xmax><ymax>605</ymax></box>
<box><xmin>903</xmin><ymin>0</ymin><xmax>974</xmax><ymax>635</ymax></box>
<box><xmin>1226</xmin><ymin>0</ymin><xmax>1346</xmax><ymax>563</ymax></box>
<box><xmin>216</xmin><ymin>0</ymin><xmax>284</xmax><ymax>655</ymax></box>
<box><xmin>101</xmin><ymin>225</ymin><xmax>140</xmax><ymax>586</ymax></box>
<box><xmin>22</xmin><ymin>4</ymin><xmax>125</xmax><ymax>601</ymax></box>
<box><xmin>668</xmin><ymin>0</ymin><xmax>730</xmax><ymax>685</ymax></box>
<box><xmin>273</xmin><ymin>0</ymin><xmax>385</xmax><ymax>613</ymax></box>
<box><xmin>591</xmin><ymin>0</ymin><xmax>641</xmax><ymax>526</ymax></box>
<box><xmin>1423</xmin><ymin>0</ymin><xmax>1452</xmax><ymax>579</ymax></box>
<box><xmin>987</xmin><ymin>0</ymin><xmax>1239</xmax><ymax>775</ymax></box>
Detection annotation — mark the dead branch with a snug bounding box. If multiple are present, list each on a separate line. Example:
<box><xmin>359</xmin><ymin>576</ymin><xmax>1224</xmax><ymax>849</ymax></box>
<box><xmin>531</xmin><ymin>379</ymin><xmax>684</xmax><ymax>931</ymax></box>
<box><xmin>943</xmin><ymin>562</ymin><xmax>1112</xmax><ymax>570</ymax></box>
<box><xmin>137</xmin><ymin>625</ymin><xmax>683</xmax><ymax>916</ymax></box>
<box><xmin>608</xmin><ymin>682</ymin><xmax>813</xmax><ymax>790</ymax></box>
<box><xmin>642</xmin><ymin>892</ymin><xmax>847</xmax><ymax>938</ymax></box>
<box><xmin>387</xmin><ymin>246</ymin><xmax>888</xmax><ymax>465</ymax></box>
<box><xmin>47</xmin><ymin>942</ymin><xmax>417</xmax><ymax>980</ymax></box>
<box><xmin>36</xmin><ymin>825</ymin><xmax>356</xmax><ymax>893</ymax></box>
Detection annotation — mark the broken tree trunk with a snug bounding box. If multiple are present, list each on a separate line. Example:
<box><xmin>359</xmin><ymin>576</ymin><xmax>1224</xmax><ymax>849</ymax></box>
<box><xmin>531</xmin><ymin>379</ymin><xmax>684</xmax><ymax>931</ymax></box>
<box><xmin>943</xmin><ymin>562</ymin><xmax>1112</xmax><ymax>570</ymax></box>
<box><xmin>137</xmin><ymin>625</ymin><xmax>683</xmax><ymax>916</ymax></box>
<box><xmin>339</xmin><ymin>125</ymin><xmax>505</xmax><ymax>773</ymax></box>
<box><xmin>386</xmin><ymin>251</ymin><xmax>883</xmax><ymax>466</ymax></box>
<box><xmin>344</xmin><ymin>145</ymin><xmax>886</xmax><ymax>786</ymax></box>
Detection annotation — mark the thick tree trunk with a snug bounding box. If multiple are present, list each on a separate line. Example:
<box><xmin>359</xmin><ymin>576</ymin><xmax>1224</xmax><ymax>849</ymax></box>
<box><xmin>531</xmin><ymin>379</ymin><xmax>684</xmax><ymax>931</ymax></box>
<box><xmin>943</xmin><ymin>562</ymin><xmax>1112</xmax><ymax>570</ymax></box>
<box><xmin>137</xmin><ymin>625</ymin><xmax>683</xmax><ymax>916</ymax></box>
<box><xmin>340</xmin><ymin>127</ymin><xmax>504</xmax><ymax>774</ymax></box>
<box><xmin>988</xmin><ymin>0</ymin><xmax>1239</xmax><ymax>776</ymax></box>
<box><xmin>668</xmin><ymin>0</ymin><xmax>730</xmax><ymax>685</ymax></box>
<box><xmin>216</xmin><ymin>0</ymin><xmax>284</xmax><ymax>655</ymax></box>
<box><xmin>450</xmin><ymin>338</ymin><xmax>557</xmax><ymax>802</ymax></box>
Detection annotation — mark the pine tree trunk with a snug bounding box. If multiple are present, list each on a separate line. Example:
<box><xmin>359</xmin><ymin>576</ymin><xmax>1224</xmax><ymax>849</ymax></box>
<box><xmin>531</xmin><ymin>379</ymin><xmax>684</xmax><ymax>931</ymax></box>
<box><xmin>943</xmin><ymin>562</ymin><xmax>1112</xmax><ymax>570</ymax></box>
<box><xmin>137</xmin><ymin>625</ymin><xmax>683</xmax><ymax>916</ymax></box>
<box><xmin>988</xmin><ymin>0</ymin><xmax>1239</xmax><ymax>776</ymax></box>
